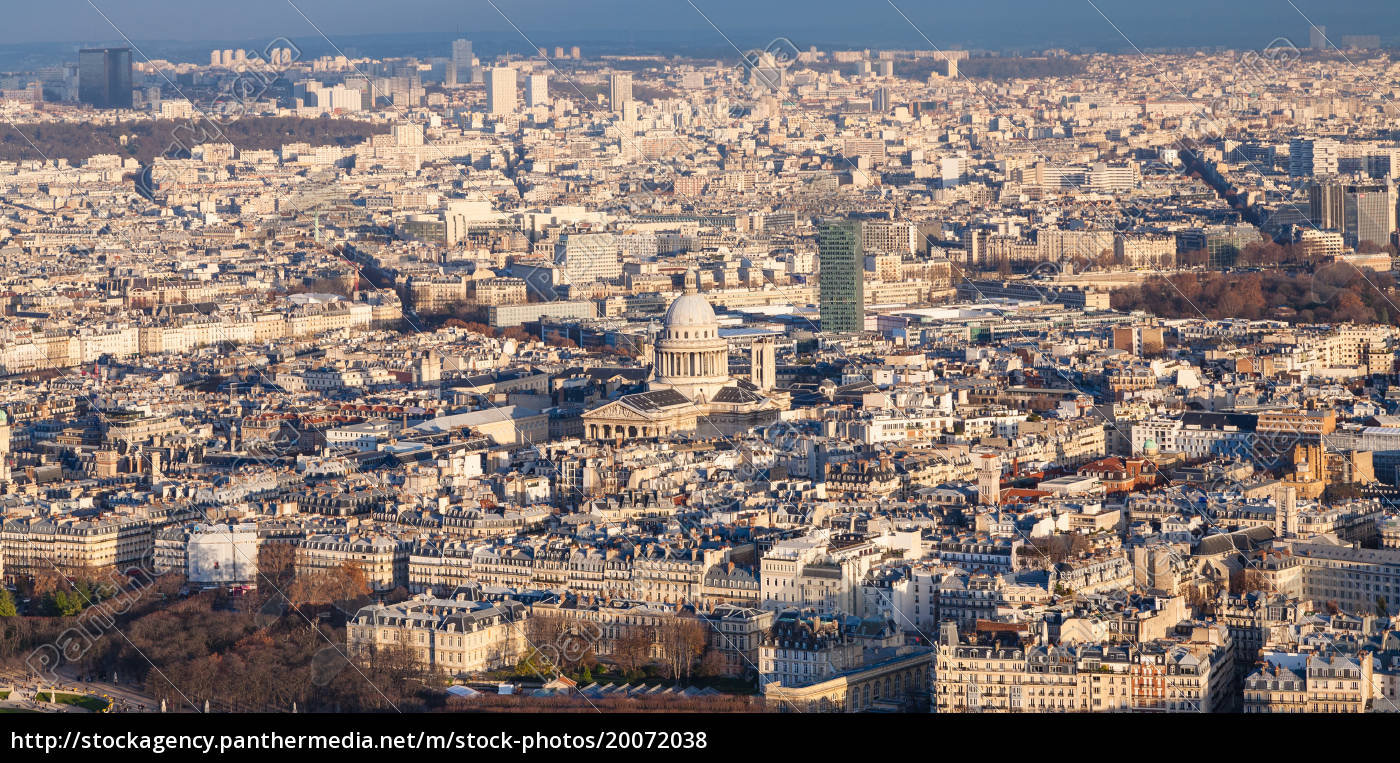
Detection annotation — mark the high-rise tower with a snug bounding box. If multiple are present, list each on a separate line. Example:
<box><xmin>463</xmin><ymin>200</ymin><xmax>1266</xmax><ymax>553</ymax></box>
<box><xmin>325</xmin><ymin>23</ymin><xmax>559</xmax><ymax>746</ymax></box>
<box><xmin>78</xmin><ymin>48</ymin><xmax>133</xmax><ymax>109</ymax></box>
<box><xmin>486</xmin><ymin>67</ymin><xmax>517</xmax><ymax>116</ymax></box>
<box><xmin>451</xmin><ymin>39</ymin><xmax>474</xmax><ymax>83</ymax></box>
<box><xmin>609</xmin><ymin>72</ymin><xmax>633</xmax><ymax>112</ymax></box>
<box><xmin>817</xmin><ymin>219</ymin><xmax>865</xmax><ymax>334</ymax></box>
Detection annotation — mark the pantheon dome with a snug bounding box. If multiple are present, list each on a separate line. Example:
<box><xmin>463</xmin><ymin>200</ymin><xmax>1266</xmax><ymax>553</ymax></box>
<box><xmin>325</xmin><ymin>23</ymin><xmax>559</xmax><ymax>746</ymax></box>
<box><xmin>663</xmin><ymin>292</ymin><xmax>718</xmax><ymax>328</ymax></box>
<box><xmin>650</xmin><ymin>287</ymin><xmax>731</xmax><ymax>403</ymax></box>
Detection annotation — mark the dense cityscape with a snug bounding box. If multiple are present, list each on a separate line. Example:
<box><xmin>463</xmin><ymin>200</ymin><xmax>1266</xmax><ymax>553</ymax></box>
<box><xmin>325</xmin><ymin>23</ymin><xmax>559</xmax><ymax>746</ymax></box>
<box><xmin>1</xmin><ymin>1</ymin><xmax>1399</xmax><ymax>724</ymax></box>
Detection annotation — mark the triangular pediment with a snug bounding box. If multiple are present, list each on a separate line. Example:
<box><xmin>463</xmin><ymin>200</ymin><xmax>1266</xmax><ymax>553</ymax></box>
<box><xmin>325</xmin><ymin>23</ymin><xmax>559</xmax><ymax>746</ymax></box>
<box><xmin>584</xmin><ymin>398</ymin><xmax>672</xmax><ymax>422</ymax></box>
<box><xmin>582</xmin><ymin>399</ymin><xmax>637</xmax><ymax>420</ymax></box>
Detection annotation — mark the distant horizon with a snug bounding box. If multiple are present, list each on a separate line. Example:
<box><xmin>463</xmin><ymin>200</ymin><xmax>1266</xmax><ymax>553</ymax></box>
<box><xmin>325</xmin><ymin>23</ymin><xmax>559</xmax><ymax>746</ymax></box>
<box><xmin>0</xmin><ymin>32</ymin><xmax>1393</xmax><ymax>74</ymax></box>
<box><xmin>0</xmin><ymin>0</ymin><xmax>1394</xmax><ymax>70</ymax></box>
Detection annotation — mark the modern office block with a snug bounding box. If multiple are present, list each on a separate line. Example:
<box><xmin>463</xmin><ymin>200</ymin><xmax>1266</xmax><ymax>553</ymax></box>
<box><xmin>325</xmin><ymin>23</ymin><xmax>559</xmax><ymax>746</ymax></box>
<box><xmin>526</xmin><ymin>73</ymin><xmax>549</xmax><ymax>108</ymax></box>
<box><xmin>609</xmin><ymin>72</ymin><xmax>632</xmax><ymax>111</ymax></box>
<box><xmin>818</xmin><ymin>219</ymin><xmax>865</xmax><ymax>334</ymax></box>
<box><xmin>486</xmin><ymin>67</ymin><xmax>517</xmax><ymax>116</ymax></box>
<box><xmin>78</xmin><ymin>47</ymin><xmax>132</xmax><ymax>109</ymax></box>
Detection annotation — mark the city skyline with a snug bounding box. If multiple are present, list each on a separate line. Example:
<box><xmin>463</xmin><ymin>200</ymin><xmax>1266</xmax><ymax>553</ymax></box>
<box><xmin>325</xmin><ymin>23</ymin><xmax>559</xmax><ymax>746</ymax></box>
<box><xmin>0</xmin><ymin>0</ymin><xmax>1396</xmax><ymax>61</ymax></box>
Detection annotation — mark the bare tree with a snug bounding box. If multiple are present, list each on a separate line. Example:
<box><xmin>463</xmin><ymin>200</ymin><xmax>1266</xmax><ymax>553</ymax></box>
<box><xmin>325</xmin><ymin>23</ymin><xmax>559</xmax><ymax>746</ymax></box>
<box><xmin>522</xmin><ymin>613</ymin><xmax>598</xmax><ymax>679</ymax></box>
<box><xmin>697</xmin><ymin>647</ymin><xmax>728</xmax><ymax>679</ymax></box>
<box><xmin>612</xmin><ymin>624</ymin><xmax>656</xmax><ymax>677</ymax></box>
<box><xmin>656</xmin><ymin>617</ymin><xmax>706</xmax><ymax>683</ymax></box>
<box><xmin>258</xmin><ymin>543</ymin><xmax>297</xmax><ymax>591</ymax></box>
<box><xmin>288</xmin><ymin>562</ymin><xmax>371</xmax><ymax>609</ymax></box>
<box><xmin>1234</xmin><ymin>567</ymin><xmax>1273</xmax><ymax>595</ymax></box>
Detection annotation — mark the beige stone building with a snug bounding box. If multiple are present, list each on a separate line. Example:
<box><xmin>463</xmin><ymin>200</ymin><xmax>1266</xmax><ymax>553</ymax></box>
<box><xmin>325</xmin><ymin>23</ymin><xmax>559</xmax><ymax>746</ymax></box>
<box><xmin>1</xmin><ymin>514</ymin><xmax>152</xmax><ymax>580</ymax></box>
<box><xmin>1244</xmin><ymin>651</ymin><xmax>1372</xmax><ymax>713</ymax></box>
<box><xmin>934</xmin><ymin>623</ymin><xmax>1234</xmax><ymax>713</ymax></box>
<box><xmin>296</xmin><ymin>533</ymin><xmax>411</xmax><ymax>591</ymax></box>
<box><xmin>347</xmin><ymin>594</ymin><xmax>528</xmax><ymax>676</ymax></box>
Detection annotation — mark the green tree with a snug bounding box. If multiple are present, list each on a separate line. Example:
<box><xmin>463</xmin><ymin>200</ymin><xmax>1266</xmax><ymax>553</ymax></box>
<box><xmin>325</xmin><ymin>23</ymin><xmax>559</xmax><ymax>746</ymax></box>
<box><xmin>0</xmin><ymin>588</ymin><xmax>16</xmax><ymax>617</ymax></box>
<box><xmin>50</xmin><ymin>590</ymin><xmax>84</xmax><ymax>616</ymax></box>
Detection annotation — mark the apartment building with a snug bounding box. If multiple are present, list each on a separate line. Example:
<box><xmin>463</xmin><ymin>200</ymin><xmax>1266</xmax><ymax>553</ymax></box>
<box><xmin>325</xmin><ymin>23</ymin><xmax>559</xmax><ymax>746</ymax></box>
<box><xmin>934</xmin><ymin>622</ymin><xmax>1234</xmax><ymax>712</ymax></box>
<box><xmin>347</xmin><ymin>594</ymin><xmax>528</xmax><ymax>676</ymax></box>
<box><xmin>1244</xmin><ymin>651</ymin><xmax>1372</xmax><ymax>713</ymax></box>
<box><xmin>296</xmin><ymin>533</ymin><xmax>412</xmax><ymax>591</ymax></box>
<box><xmin>1284</xmin><ymin>539</ymin><xmax>1400</xmax><ymax>616</ymax></box>
<box><xmin>1</xmin><ymin>514</ymin><xmax>152</xmax><ymax>580</ymax></box>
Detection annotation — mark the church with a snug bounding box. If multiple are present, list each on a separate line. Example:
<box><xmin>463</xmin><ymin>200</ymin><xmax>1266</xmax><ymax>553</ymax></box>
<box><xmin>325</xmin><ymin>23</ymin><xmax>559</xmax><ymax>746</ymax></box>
<box><xmin>582</xmin><ymin>286</ymin><xmax>787</xmax><ymax>441</ymax></box>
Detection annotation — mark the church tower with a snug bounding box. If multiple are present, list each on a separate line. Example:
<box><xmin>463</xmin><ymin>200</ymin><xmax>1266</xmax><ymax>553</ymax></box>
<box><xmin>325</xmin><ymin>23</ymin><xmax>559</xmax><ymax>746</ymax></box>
<box><xmin>750</xmin><ymin>336</ymin><xmax>776</xmax><ymax>392</ymax></box>
<box><xmin>1274</xmin><ymin>483</ymin><xmax>1298</xmax><ymax>539</ymax></box>
<box><xmin>414</xmin><ymin>349</ymin><xmax>442</xmax><ymax>386</ymax></box>
<box><xmin>977</xmin><ymin>453</ymin><xmax>1001</xmax><ymax>506</ymax></box>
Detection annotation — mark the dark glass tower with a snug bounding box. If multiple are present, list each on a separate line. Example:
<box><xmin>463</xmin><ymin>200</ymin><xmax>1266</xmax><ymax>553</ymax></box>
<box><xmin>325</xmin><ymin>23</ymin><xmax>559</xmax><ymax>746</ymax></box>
<box><xmin>817</xmin><ymin>219</ymin><xmax>865</xmax><ymax>334</ymax></box>
<box><xmin>78</xmin><ymin>48</ymin><xmax>133</xmax><ymax>109</ymax></box>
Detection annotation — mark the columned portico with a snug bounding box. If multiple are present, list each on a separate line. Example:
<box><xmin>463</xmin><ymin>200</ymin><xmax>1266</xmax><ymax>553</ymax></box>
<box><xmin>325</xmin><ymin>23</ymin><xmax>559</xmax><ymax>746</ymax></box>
<box><xmin>650</xmin><ymin>285</ymin><xmax>730</xmax><ymax>403</ymax></box>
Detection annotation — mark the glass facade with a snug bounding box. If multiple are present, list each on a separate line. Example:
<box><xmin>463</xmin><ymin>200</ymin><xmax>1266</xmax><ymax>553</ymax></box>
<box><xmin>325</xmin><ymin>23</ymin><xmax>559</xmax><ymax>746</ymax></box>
<box><xmin>818</xmin><ymin>220</ymin><xmax>865</xmax><ymax>334</ymax></box>
<box><xmin>78</xmin><ymin>48</ymin><xmax>133</xmax><ymax>109</ymax></box>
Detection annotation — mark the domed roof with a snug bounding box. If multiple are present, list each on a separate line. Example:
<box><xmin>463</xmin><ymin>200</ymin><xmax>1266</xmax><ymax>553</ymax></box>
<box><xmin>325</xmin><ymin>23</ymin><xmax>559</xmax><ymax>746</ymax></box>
<box><xmin>664</xmin><ymin>292</ymin><xmax>717</xmax><ymax>329</ymax></box>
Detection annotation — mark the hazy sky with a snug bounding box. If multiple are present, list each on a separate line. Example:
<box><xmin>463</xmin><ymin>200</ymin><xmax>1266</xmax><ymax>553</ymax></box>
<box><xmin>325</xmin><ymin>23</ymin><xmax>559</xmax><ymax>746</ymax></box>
<box><xmin>1</xmin><ymin>0</ymin><xmax>1393</xmax><ymax>54</ymax></box>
